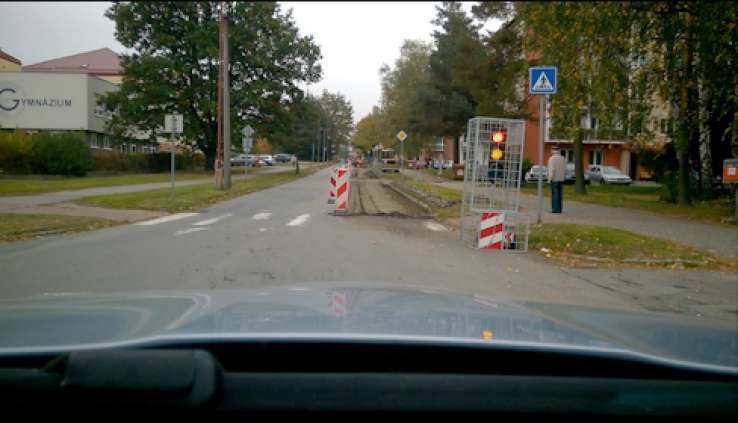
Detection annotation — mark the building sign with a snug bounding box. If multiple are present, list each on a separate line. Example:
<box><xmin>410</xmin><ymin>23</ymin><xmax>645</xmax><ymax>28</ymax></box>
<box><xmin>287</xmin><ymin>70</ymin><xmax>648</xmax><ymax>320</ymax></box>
<box><xmin>0</xmin><ymin>81</ymin><xmax>73</xmax><ymax>118</ymax></box>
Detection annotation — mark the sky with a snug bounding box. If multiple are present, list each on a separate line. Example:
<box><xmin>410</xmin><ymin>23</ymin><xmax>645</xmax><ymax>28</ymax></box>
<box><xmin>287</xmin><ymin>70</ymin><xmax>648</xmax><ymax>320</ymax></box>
<box><xmin>0</xmin><ymin>2</ymin><xmax>501</xmax><ymax>125</ymax></box>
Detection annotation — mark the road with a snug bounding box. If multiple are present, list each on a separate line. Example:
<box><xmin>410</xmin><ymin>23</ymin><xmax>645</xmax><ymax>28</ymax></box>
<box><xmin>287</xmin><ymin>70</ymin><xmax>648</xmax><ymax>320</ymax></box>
<box><xmin>0</xmin><ymin>167</ymin><xmax>735</xmax><ymax>323</ymax></box>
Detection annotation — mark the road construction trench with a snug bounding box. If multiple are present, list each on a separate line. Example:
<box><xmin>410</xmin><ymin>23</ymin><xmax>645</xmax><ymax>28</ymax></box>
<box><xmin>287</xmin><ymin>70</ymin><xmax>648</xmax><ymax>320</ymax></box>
<box><xmin>346</xmin><ymin>168</ymin><xmax>429</xmax><ymax>218</ymax></box>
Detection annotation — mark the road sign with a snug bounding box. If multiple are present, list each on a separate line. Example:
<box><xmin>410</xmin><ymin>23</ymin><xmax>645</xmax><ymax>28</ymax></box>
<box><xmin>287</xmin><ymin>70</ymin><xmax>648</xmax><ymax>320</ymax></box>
<box><xmin>397</xmin><ymin>130</ymin><xmax>407</xmax><ymax>142</ymax></box>
<box><xmin>243</xmin><ymin>136</ymin><xmax>253</xmax><ymax>150</ymax></box>
<box><xmin>529</xmin><ymin>67</ymin><xmax>557</xmax><ymax>94</ymax></box>
<box><xmin>164</xmin><ymin>114</ymin><xmax>183</xmax><ymax>133</ymax></box>
<box><xmin>241</xmin><ymin>125</ymin><xmax>254</xmax><ymax>137</ymax></box>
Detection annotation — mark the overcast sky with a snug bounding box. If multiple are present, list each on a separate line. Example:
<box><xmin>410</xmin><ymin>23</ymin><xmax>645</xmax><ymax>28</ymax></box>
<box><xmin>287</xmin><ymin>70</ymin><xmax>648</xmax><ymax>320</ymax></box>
<box><xmin>0</xmin><ymin>2</ymin><xmax>500</xmax><ymax>124</ymax></box>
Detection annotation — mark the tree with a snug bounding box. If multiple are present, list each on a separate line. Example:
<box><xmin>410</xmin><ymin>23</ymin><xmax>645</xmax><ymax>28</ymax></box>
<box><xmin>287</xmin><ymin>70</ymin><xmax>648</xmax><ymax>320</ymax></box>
<box><xmin>351</xmin><ymin>107</ymin><xmax>390</xmax><ymax>157</ymax></box>
<box><xmin>251</xmin><ymin>137</ymin><xmax>272</xmax><ymax>154</ymax></box>
<box><xmin>317</xmin><ymin>90</ymin><xmax>354</xmax><ymax>161</ymax></box>
<box><xmin>102</xmin><ymin>2</ymin><xmax>322</xmax><ymax>170</ymax></box>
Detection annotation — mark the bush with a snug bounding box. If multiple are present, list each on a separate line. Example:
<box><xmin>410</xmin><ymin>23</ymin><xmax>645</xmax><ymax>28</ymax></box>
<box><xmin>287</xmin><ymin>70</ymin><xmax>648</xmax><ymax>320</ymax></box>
<box><xmin>92</xmin><ymin>151</ymin><xmax>206</xmax><ymax>173</ymax></box>
<box><xmin>30</xmin><ymin>132</ymin><xmax>95</xmax><ymax>176</ymax></box>
<box><xmin>522</xmin><ymin>157</ymin><xmax>534</xmax><ymax>178</ymax></box>
<box><xmin>0</xmin><ymin>130</ymin><xmax>35</xmax><ymax>174</ymax></box>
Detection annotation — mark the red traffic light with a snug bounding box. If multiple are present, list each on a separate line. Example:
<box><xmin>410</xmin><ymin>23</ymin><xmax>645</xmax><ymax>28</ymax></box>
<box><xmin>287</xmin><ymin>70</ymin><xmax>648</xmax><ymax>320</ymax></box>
<box><xmin>491</xmin><ymin>130</ymin><xmax>506</xmax><ymax>144</ymax></box>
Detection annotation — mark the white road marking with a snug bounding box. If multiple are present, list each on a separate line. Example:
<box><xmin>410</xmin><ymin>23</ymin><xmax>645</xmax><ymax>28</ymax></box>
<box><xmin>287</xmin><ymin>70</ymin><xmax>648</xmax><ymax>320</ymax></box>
<box><xmin>253</xmin><ymin>212</ymin><xmax>272</xmax><ymax>220</ymax></box>
<box><xmin>424</xmin><ymin>221</ymin><xmax>448</xmax><ymax>231</ymax></box>
<box><xmin>175</xmin><ymin>227</ymin><xmax>209</xmax><ymax>235</ymax></box>
<box><xmin>192</xmin><ymin>213</ymin><xmax>233</xmax><ymax>226</ymax></box>
<box><xmin>135</xmin><ymin>213</ymin><xmax>199</xmax><ymax>226</ymax></box>
<box><xmin>259</xmin><ymin>228</ymin><xmax>274</xmax><ymax>232</ymax></box>
<box><xmin>286</xmin><ymin>214</ymin><xmax>310</xmax><ymax>227</ymax></box>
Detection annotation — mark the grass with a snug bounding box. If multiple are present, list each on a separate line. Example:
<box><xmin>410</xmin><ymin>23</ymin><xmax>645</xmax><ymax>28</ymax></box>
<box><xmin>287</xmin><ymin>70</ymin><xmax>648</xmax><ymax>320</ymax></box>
<box><xmin>0</xmin><ymin>171</ymin><xmax>215</xmax><ymax>197</ymax></box>
<box><xmin>419</xmin><ymin>168</ymin><xmax>454</xmax><ymax>180</ymax></box>
<box><xmin>0</xmin><ymin>214</ymin><xmax>122</xmax><ymax>243</ymax></box>
<box><xmin>528</xmin><ymin>223</ymin><xmax>736</xmax><ymax>269</ymax></box>
<box><xmin>76</xmin><ymin>166</ymin><xmax>321</xmax><ymax>213</ymax></box>
<box><xmin>391</xmin><ymin>180</ymin><xmax>463</xmax><ymax>221</ymax></box>
<box><xmin>519</xmin><ymin>183</ymin><xmax>735</xmax><ymax>224</ymax></box>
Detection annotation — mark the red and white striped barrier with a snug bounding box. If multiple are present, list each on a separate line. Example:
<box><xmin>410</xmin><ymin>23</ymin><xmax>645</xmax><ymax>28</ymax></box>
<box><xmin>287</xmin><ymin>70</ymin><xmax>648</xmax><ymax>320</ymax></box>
<box><xmin>473</xmin><ymin>294</ymin><xmax>498</xmax><ymax>308</ymax></box>
<box><xmin>333</xmin><ymin>166</ymin><xmax>349</xmax><ymax>215</ymax></box>
<box><xmin>327</xmin><ymin>290</ymin><xmax>346</xmax><ymax>316</ymax></box>
<box><xmin>478</xmin><ymin>212</ymin><xmax>505</xmax><ymax>250</ymax></box>
<box><xmin>328</xmin><ymin>166</ymin><xmax>337</xmax><ymax>204</ymax></box>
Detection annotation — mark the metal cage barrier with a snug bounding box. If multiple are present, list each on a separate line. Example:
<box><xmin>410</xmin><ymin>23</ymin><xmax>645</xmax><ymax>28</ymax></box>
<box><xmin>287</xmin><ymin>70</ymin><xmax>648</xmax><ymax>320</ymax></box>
<box><xmin>460</xmin><ymin>117</ymin><xmax>530</xmax><ymax>252</ymax></box>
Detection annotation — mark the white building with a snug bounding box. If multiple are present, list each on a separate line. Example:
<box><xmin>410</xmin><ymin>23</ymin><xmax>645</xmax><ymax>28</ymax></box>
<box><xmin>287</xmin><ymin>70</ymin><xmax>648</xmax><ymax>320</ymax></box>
<box><xmin>0</xmin><ymin>71</ymin><xmax>157</xmax><ymax>154</ymax></box>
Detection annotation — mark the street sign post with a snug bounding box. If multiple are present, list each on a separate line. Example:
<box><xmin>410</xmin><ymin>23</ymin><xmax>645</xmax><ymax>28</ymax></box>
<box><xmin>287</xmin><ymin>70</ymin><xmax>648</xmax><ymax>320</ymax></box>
<box><xmin>397</xmin><ymin>131</ymin><xmax>407</xmax><ymax>175</ymax></box>
<box><xmin>164</xmin><ymin>114</ymin><xmax>183</xmax><ymax>201</ymax></box>
<box><xmin>242</xmin><ymin>125</ymin><xmax>254</xmax><ymax>180</ymax></box>
<box><xmin>529</xmin><ymin>67</ymin><xmax>557</xmax><ymax>224</ymax></box>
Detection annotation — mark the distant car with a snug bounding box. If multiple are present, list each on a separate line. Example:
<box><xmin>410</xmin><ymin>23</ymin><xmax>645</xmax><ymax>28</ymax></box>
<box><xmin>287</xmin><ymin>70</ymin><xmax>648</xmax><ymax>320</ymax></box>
<box><xmin>261</xmin><ymin>155</ymin><xmax>275</xmax><ymax>166</ymax></box>
<box><xmin>442</xmin><ymin>160</ymin><xmax>453</xmax><ymax>169</ymax></box>
<box><xmin>230</xmin><ymin>154</ymin><xmax>249</xmax><ymax>167</ymax></box>
<box><xmin>587</xmin><ymin>165</ymin><xmax>632</xmax><ymax>185</ymax></box>
<box><xmin>414</xmin><ymin>160</ymin><xmax>427</xmax><ymax>169</ymax></box>
<box><xmin>564</xmin><ymin>163</ymin><xmax>590</xmax><ymax>185</ymax></box>
<box><xmin>524</xmin><ymin>165</ymin><xmax>549</xmax><ymax>184</ymax></box>
<box><xmin>274</xmin><ymin>154</ymin><xmax>293</xmax><ymax>163</ymax></box>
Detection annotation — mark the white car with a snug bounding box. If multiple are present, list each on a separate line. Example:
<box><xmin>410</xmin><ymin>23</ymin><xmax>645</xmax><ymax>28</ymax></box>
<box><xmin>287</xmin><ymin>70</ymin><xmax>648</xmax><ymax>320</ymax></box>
<box><xmin>442</xmin><ymin>160</ymin><xmax>453</xmax><ymax>169</ymax></box>
<box><xmin>587</xmin><ymin>165</ymin><xmax>632</xmax><ymax>185</ymax></box>
<box><xmin>261</xmin><ymin>155</ymin><xmax>275</xmax><ymax>166</ymax></box>
<box><xmin>524</xmin><ymin>165</ymin><xmax>549</xmax><ymax>183</ymax></box>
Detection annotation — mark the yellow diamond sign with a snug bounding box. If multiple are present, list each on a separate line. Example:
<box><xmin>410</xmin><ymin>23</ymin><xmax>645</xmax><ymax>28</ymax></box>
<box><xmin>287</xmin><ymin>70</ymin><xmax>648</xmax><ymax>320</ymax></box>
<box><xmin>397</xmin><ymin>130</ymin><xmax>407</xmax><ymax>141</ymax></box>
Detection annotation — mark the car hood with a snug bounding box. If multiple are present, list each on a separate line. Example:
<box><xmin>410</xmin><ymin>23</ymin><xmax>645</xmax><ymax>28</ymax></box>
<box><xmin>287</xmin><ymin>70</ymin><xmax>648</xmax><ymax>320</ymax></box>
<box><xmin>0</xmin><ymin>282</ymin><xmax>735</xmax><ymax>370</ymax></box>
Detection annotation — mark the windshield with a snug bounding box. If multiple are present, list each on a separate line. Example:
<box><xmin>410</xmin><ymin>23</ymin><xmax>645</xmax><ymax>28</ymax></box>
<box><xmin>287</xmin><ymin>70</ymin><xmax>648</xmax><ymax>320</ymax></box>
<box><xmin>0</xmin><ymin>1</ymin><xmax>736</xmax><ymax>374</ymax></box>
<box><xmin>602</xmin><ymin>166</ymin><xmax>622</xmax><ymax>174</ymax></box>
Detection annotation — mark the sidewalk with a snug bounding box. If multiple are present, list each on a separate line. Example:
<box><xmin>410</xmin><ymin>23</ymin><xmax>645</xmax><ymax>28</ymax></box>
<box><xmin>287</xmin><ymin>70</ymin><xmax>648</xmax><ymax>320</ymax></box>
<box><xmin>0</xmin><ymin>164</ymin><xmax>304</xmax><ymax>222</ymax></box>
<box><xmin>399</xmin><ymin>169</ymin><xmax>738</xmax><ymax>260</ymax></box>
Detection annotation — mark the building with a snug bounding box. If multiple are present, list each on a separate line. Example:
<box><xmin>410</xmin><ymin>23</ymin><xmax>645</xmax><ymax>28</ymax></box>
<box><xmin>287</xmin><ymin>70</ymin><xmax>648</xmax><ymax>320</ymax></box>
<box><xmin>0</xmin><ymin>48</ymin><xmax>22</xmax><ymax>72</ymax></box>
<box><xmin>21</xmin><ymin>47</ymin><xmax>122</xmax><ymax>85</ymax></box>
<box><xmin>0</xmin><ymin>71</ymin><xmax>155</xmax><ymax>154</ymax></box>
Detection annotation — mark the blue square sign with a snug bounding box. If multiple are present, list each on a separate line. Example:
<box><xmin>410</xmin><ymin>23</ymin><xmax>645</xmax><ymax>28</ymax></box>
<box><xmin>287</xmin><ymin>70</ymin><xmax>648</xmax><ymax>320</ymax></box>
<box><xmin>529</xmin><ymin>67</ymin><xmax>557</xmax><ymax>94</ymax></box>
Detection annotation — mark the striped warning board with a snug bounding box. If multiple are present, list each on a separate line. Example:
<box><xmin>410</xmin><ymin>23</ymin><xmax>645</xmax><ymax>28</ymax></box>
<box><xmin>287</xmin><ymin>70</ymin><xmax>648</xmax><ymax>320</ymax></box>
<box><xmin>328</xmin><ymin>166</ymin><xmax>337</xmax><ymax>204</ymax></box>
<box><xmin>327</xmin><ymin>290</ymin><xmax>346</xmax><ymax>316</ymax></box>
<box><xmin>473</xmin><ymin>294</ymin><xmax>498</xmax><ymax>308</ymax></box>
<box><xmin>478</xmin><ymin>212</ymin><xmax>504</xmax><ymax>250</ymax></box>
<box><xmin>334</xmin><ymin>167</ymin><xmax>349</xmax><ymax>215</ymax></box>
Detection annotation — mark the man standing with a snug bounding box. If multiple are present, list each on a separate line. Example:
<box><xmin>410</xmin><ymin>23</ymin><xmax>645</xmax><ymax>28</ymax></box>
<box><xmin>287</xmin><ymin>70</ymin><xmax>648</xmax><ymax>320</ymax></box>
<box><xmin>547</xmin><ymin>146</ymin><xmax>566</xmax><ymax>213</ymax></box>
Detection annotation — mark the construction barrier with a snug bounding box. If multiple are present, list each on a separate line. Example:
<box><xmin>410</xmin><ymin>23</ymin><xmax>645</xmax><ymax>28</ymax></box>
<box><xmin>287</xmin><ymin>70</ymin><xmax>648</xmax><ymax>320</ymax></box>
<box><xmin>333</xmin><ymin>166</ymin><xmax>350</xmax><ymax>215</ymax></box>
<box><xmin>478</xmin><ymin>212</ymin><xmax>505</xmax><ymax>250</ymax></box>
<box><xmin>328</xmin><ymin>166</ymin><xmax>337</xmax><ymax>204</ymax></box>
<box><xmin>327</xmin><ymin>290</ymin><xmax>346</xmax><ymax>316</ymax></box>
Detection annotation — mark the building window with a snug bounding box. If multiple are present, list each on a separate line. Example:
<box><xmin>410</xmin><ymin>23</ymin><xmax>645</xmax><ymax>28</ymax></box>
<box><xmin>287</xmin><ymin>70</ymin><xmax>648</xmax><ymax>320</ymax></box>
<box><xmin>120</xmin><ymin>143</ymin><xmax>127</xmax><ymax>153</ymax></box>
<box><xmin>150</xmin><ymin>145</ymin><xmax>156</xmax><ymax>154</ymax></box>
<box><xmin>104</xmin><ymin>136</ymin><xmax>112</xmax><ymax>150</ymax></box>
<box><xmin>130</xmin><ymin>144</ymin><xmax>136</xmax><ymax>153</ymax></box>
<box><xmin>94</xmin><ymin>94</ymin><xmax>104</xmax><ymax>116</ymax></box>
<box><xmin>90</xmin><ymin>133</ymin><xmax>101</xmax><ymax>149</ymax></box>
<box><xmin>561</xmin><ymin>149</ymin><xmax>575</xmax><ymax>163</ymax></box>
<box><xmin>660</xmin><ymin>119</ymin><xmax>672</xmax><ymax>136</ymax></box>
<box><xmin>589</xmin><ymin>150</ymin><xmax>603</xmax><ymax>166</ymax></box>
<box><xmin>141</xmin><ymin>145</ymin><xmax>148</xmax><ymax>154</ymax></box>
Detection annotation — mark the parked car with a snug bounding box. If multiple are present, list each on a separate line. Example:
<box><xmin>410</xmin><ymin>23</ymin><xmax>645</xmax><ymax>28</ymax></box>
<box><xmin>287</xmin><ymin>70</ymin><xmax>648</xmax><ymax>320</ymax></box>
<box><xmin>261</xmin><ymin>155</ymin><xmax>275</xmax><ymax>166</ymax></box>
<box><xmin>230</xmin><ymin>154</ymin><xmax>249</xmax><ymax>167</ymax></box>
<box><xmin>587</xmin><ymin>165</ymin><xmax>632</xmax><ymax>185</ymax></box>
<box><xmin>524</xmin><ymin>165</ymin><xmax>549</xmax><ymax>184</ymax></box>
<box><xmin>414</xmin><ymin>160</ymin><xmax>427</xmax><ymax>169</ymax></box>
<box><xmin>442</xmin><ymin>160</ymin><xmax>453</xmax><ymax>169</ymax></box>
<box><xmin>274</xmin><ymin>154</ymin><xmax>293</xmax><ymax>163</ymax></box>
<box><xmin>564</xmin><ymin>163</ymin><xmax>591</xmax><ymax>185</ymax></box>
<box><xmin>432</xmin><ymin>161</ymin><xmax>441</xmax><ymax>169</ymax></box>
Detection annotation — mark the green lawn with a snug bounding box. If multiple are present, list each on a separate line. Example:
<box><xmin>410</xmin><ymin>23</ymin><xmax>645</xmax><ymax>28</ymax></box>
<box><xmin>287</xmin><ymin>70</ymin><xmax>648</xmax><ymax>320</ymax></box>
<box><xmin>0</xmin><ymin>214</ymin><xmax>122</xmax><ymax>243</ymax></box>
<box><xmin>528</xmin><ymin>222</ymin><xmax>735</xmax><ymax>269</ymax></box>
<box><xmin>76</xmin><ymin>167</ymin><xmax>320</xmax><ymax>213</ymax></box>
<box><xmin>520</xmin><ymin>183</ymin><xmax>735</xmax><ymax>224</ymax></box>
<box><xmin>0</xmin><ymin>171</ymin><xmax>214</xmax><ymax>196</ymax></box>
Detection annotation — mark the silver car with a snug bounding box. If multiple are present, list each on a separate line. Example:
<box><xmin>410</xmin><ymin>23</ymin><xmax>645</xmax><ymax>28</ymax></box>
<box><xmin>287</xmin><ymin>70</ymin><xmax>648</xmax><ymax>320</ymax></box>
<box><xmin>587</xmin><ymin>165</ymin><xmax>632</xmax><ymax>185</ymax></box>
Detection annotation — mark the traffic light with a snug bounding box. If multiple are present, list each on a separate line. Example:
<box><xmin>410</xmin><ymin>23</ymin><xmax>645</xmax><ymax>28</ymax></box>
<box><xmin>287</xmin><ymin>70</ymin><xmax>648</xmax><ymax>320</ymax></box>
<box><xmin>489</xmin><ymin>129</ymin><xmax>507</xmax><ymax>161</ymax></box>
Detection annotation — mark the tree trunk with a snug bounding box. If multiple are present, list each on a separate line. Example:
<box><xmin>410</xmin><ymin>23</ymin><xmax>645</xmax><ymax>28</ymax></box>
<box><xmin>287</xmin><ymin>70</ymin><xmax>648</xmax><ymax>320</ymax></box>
<box><xmin>678</xmin><ymin>12</ymin><xmax>695</xmax><ymax>206</ymax></box>
<box><xmin>574</xmin><ymin>127</ymin><xmax>587</xmax><ymax>195</ymax></box>
<box><xmin>203</xmin><ymin>147</ymin><xmax>216</xmax><ymax>171</ymax></box>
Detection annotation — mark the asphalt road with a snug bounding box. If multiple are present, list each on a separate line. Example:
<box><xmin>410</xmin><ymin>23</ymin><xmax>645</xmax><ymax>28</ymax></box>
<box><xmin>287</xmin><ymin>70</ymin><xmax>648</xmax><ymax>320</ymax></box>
<box><xmin>0</xmin><ymin>167</ymin><xmax>735</xmax><ymax>323</ymax></box>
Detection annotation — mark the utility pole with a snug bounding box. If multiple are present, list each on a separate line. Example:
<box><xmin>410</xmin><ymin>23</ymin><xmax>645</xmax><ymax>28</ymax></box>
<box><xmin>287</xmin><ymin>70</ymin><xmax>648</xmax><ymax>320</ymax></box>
<box><xmin>223</xmin><ymin>13</ymin><xmax>231</xmax><ymax>189</ymax></box>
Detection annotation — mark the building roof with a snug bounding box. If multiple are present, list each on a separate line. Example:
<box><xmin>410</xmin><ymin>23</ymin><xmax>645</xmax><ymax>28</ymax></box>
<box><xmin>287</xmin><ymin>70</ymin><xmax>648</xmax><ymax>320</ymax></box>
<box><xmin>0</xmin><ymin>49</ymin><xmax>22</xmax><ymax>65</ymax></box>
<box><xmin>22</xmin><ymin>48</ymin><xmax>121</xmax><ymax>75</ymax></box>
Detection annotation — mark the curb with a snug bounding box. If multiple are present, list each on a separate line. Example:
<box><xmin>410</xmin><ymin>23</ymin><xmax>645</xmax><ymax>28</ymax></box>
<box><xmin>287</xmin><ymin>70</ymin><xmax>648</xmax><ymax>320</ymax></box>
<box><xmin>384</xmin><ymin>182</ymin><xmax>434</xmax><ymax>216</ymax></box>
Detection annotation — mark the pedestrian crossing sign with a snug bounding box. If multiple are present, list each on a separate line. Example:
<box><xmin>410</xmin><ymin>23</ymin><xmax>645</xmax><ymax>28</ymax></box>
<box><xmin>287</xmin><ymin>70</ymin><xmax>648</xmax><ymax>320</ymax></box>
<box><xmin>529</xmin><ymin>67</ymin><xmax>557</xmax><ymax>94</ymax></box>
